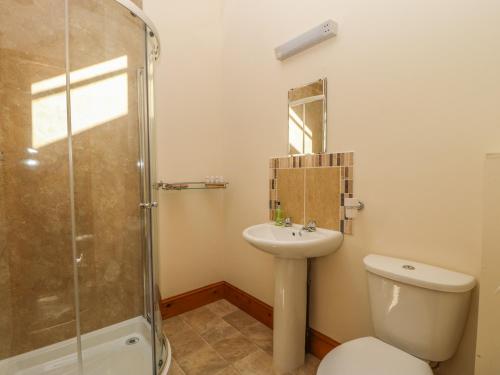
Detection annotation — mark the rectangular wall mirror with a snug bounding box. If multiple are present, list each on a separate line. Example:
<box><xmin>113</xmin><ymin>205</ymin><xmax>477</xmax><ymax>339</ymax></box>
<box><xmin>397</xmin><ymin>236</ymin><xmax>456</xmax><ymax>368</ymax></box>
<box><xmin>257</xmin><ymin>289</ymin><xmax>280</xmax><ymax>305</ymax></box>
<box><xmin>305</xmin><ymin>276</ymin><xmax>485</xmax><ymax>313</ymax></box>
<box><xmin>288</xmin><ymin>78</ymin><xmax>327</xmax><ymax>155</ymax></box>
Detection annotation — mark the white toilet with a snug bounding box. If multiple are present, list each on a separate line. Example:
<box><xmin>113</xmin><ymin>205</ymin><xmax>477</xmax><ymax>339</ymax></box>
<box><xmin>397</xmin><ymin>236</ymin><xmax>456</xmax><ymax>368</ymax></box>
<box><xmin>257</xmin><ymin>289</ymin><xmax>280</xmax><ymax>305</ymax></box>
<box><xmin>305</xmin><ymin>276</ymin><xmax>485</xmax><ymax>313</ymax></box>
<box><xmin>317</xmin><ymin>254</ymin><xmax>476</xmax><ymax>375</ymax></box>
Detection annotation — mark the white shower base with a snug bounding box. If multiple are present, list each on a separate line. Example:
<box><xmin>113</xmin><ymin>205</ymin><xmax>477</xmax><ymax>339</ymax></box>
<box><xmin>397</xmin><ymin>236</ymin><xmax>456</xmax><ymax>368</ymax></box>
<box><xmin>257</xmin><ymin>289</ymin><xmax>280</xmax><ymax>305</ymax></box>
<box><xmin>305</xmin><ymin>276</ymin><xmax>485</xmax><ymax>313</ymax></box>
<box><xmin>0</xmin><ymin>317</ymin><xmax>171</xmax><ymax>375</ymax></box>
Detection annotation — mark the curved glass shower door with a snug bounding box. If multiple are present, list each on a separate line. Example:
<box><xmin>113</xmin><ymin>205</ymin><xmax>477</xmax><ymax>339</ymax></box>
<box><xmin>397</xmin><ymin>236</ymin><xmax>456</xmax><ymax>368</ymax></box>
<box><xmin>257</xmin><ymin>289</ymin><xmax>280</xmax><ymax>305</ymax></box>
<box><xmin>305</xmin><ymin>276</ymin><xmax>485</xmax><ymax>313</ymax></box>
<box><xmin>0</xmin><ymin>0</ymin><xmax>166</xmax><ymax>374</ymax></box>
<box><xmin>67</xmin><ymin>0</ymin><xmax>163</xmax><ymax>374</ymax></box>
<box><xmin>0</xmin><ymin>0</ymin><xmax>77</xmax><ymax>366</ymax></box>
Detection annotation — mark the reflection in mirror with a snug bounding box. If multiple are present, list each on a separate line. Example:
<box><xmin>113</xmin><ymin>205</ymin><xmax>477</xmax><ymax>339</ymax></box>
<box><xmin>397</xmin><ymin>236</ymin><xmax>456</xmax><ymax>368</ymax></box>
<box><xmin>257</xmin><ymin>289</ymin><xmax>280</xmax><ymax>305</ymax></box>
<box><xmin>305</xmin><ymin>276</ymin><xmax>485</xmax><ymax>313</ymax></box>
<box><xmin>288</xmin><ymin>78</ymin><xmax>326</xmax><ymax>155</ymax></box>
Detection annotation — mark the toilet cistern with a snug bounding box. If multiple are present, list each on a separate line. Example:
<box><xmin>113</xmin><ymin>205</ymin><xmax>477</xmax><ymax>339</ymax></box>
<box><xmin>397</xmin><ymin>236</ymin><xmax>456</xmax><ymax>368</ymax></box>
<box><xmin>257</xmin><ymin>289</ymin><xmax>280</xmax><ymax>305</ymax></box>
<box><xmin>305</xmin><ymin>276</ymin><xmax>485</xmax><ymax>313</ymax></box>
<box><xmin>317</xmin><ymin>254</ymin><xmax>476</xmax><ymax>375</ymax></box>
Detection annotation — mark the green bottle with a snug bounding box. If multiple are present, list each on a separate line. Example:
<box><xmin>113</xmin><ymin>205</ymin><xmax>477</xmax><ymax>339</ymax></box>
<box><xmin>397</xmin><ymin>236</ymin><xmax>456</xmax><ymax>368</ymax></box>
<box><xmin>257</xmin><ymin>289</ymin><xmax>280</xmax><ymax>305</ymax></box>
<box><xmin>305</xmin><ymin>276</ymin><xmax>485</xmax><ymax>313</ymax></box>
<box><xmin>275</xmin><ymin>201</ymin><xmax>284</xmax><ymax>226</ymax></box>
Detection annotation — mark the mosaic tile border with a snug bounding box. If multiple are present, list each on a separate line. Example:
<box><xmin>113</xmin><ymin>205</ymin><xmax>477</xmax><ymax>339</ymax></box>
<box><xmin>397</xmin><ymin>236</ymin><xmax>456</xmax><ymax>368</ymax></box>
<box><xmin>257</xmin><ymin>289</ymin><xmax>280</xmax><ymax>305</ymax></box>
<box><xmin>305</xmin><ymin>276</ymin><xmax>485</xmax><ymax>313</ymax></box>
<box><xmin>269</xmin><ymin>152</ymin><xmax>354</xmax><ymax>235</ymax></box>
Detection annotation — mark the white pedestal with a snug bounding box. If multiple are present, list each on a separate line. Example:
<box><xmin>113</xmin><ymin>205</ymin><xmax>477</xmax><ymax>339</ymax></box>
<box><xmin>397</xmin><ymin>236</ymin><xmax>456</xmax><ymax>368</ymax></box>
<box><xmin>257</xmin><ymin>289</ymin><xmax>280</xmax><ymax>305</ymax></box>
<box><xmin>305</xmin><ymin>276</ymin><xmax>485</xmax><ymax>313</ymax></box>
<box><xmin>273</xmin><ymin>257</ymin><xmax>307</xmax><ymax>373</ymax></box>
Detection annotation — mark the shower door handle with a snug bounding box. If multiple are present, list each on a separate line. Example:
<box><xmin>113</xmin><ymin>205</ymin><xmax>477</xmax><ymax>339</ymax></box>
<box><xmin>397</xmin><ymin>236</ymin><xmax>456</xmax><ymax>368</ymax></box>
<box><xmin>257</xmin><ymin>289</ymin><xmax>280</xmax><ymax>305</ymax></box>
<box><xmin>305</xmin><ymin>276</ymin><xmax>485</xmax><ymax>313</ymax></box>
<box><xmin>139</xmin><ymin>202</ymin><xmax>158</xmax><ymax>209</ymax></box>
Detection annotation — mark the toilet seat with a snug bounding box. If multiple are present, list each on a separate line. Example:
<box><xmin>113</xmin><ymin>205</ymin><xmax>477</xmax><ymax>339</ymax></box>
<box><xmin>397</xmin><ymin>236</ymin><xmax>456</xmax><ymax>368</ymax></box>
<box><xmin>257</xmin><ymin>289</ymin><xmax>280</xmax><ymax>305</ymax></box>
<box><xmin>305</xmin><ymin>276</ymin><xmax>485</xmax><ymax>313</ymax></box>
<box><xmin>317</xmin><ymin>337</ymin><xmax>433</xmax><ymax>375</ymax></box>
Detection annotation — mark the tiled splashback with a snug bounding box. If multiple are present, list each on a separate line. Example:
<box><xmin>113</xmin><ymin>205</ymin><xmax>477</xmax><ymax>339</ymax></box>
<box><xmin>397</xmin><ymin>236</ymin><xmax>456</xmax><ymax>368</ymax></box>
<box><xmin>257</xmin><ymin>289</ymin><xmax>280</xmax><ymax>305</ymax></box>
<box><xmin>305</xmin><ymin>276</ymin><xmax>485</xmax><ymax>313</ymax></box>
<box><xmin>269</xmin><ymin>152</ymin><xmax>354</xmax><ymax>234</ymax></box>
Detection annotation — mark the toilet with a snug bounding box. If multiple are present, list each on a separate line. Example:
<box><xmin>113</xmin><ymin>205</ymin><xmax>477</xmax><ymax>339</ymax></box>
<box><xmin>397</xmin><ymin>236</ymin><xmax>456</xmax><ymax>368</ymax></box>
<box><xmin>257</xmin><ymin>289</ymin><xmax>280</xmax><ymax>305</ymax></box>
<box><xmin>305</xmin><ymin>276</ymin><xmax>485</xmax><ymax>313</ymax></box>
<box><xmin>317</xmin><ymin>254</ymin><xmax>476</xmax><ymax>375</ymax></box>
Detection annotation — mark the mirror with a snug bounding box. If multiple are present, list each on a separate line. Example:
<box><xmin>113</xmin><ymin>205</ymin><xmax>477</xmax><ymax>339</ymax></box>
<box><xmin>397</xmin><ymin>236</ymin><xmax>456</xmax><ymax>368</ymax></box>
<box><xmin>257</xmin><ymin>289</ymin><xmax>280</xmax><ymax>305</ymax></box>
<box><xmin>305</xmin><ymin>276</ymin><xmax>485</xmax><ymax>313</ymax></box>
<box><xmin>288</xmin><ymin>78</ymin><xmax>327</xmax><ymax>155</ymax></box>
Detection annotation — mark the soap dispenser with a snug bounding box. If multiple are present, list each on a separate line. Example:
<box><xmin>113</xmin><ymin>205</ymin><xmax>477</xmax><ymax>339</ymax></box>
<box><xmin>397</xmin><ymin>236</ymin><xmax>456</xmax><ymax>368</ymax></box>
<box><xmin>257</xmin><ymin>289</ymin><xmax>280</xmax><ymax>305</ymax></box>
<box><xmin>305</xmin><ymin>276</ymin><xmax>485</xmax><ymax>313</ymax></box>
<box><xmin>275</xmin><ymin>201</ymin><xmax>284</xmax><ymax>226</ymax></box>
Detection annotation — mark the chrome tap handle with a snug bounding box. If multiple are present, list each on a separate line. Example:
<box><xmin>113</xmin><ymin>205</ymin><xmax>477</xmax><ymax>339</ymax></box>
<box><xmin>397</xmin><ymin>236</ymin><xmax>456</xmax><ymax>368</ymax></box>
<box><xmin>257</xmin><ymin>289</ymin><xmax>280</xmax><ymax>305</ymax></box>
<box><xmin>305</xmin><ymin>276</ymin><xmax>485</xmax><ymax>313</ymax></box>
<box><xmin>303</xmin><ymin>220</ymin><xmax>317</xmax><ymax>232</ymax></box>
<box><xmin>284</xmin><ymin>217</ymin><xmax>292</xmax><ymax>227</ymax></box>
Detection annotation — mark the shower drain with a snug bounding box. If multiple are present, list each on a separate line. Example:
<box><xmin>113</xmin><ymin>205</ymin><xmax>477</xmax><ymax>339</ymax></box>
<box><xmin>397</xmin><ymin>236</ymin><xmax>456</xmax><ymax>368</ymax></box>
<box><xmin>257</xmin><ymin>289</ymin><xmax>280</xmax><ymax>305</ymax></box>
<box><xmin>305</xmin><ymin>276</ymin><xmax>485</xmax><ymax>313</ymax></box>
<box><xmin>125</xmin><ymin>337</ymin><xmax>140</xmax><ymax>345</ymax></box>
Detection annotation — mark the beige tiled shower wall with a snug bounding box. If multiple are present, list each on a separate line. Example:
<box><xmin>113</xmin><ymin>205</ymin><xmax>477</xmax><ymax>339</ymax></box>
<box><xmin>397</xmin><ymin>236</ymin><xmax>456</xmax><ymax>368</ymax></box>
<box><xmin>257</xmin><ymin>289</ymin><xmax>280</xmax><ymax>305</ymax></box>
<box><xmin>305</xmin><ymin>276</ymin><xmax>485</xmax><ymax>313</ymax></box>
<box><xmin>270</xmin><ymin>153</ymin><xmax>354</xmax><ymax>234</ymax></box>
<box><xmin>0</xmin><ymin>1</ymin><xmax>146</xmax><ymax>358</ymax></box>
<box><xmin>0</xmin><ymin>1</ymin><xmax>72</xmax><ymax>358</ymax></box>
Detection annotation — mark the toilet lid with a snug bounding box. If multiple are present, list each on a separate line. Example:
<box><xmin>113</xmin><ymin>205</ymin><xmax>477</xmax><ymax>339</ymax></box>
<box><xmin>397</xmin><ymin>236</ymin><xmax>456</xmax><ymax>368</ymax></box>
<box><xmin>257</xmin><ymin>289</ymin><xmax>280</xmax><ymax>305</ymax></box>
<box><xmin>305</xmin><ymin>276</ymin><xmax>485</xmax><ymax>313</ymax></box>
<box><xmin>317</xmin><ymin>337</ymin><xmax>433</xmax><ymax>375</ymax></box>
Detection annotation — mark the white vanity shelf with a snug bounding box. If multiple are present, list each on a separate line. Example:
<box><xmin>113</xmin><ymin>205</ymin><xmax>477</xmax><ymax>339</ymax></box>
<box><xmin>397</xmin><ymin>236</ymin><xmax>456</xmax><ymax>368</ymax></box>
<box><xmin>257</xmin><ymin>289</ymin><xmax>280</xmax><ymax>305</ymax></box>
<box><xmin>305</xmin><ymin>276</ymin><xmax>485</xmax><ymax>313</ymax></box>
<box><xmin>155</xmin><ymin>181</ymin><xmax>229</xmax><ymax>191</ymax></box>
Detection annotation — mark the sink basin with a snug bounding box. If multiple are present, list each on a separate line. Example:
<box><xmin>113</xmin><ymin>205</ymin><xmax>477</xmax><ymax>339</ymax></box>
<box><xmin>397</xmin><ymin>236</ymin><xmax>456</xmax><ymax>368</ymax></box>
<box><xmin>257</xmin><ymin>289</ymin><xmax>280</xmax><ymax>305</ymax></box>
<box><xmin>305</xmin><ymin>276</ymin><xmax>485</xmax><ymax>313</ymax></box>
<box><xmin>243</xmin><ymin>222</ymin><xmax>343</xmax><ymax>259</ymax></box>
<box><xmin>242</xmin><ymin>222</ymin><xmax>344</xmax><ymax>373</ymax></box>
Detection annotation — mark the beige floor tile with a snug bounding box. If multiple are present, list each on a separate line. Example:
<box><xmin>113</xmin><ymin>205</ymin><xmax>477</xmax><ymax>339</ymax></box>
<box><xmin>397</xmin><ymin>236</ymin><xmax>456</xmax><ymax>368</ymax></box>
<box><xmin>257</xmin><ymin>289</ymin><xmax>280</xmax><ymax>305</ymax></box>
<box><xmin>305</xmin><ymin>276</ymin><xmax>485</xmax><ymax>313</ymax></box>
<box><xmin>177</xmin><ymin>344</ymin><xmax>229</xmax><ymax>375</ymax></box>
<box><xmin>202</xmin><ymin>320</ymin><xmax>240</xmax><ymax>345</ymax></box>
<box><xmin>233</xmin><ymin>349</ymin><xmax>274</xmax><ymax>375</ymax></box>
<box><xmin>240</xmin><ymin>321</ymin><xmax>273</xmax><ymax>354</ymax></box>
<box><xmin>215</xmin><ymin>365</ymin><xmax>240</xmax><ymax>375</ymax></box>
<box><xmin>169</xmin><ymin>326</ymin><xmax>209</xmax><ymax>360</ymax></box>
<box><xmin>169</xmin><ymin>359</ymin><xmax>186</xmax><ymax>375</ymax></box>
<box><xmin>181</xmin><ymin>306</ymin><xmax>226</xmax><ymax>335</ymax></box>
<box><xmin>212</xmin><ymin>333</ymin><xmax>259</xmax><ymax>362</ymax></box>
<box><xmin>163</xmin><ymin>316</ymin><xmax>192</xmax><ymax>338</ymax></box>
<box><xmin>292</xmin><ymin>354</ymin><xmax>320</xmax><ymax>375</ymax></box>
<box><xmin>206</xmin><ymin>299</ymin><xmax>239</xmax><ymax>318</ymax></box>
<box><xmin>164</xmin><ymin>305</ymin><xmax>320</xmax><ymax>375</ymax></box>
<box><xmin>223</xmin><ymin>310</ymin><xmax>259</xmax><ymax>332</ymax></box>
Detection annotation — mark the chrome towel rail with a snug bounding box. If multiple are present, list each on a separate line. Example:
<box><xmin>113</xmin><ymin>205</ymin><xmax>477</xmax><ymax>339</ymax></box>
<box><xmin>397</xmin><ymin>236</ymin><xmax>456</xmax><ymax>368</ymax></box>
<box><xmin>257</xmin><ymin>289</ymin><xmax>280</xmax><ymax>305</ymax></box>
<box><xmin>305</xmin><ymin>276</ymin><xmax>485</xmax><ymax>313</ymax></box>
<box><xmin>155</xmin><ymin>181</ymin><xmax>228</xmax><ymax>191</ymax></box>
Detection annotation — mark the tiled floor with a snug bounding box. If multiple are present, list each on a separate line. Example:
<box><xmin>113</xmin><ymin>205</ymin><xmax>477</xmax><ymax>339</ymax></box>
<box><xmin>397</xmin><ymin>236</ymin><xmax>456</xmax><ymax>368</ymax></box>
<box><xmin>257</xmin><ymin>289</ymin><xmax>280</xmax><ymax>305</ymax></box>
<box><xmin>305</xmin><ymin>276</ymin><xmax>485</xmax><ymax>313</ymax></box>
<box><xmin>163</xmin><ymin>299</ymin><xmax>320</xmax><ymax>375</ymax></box>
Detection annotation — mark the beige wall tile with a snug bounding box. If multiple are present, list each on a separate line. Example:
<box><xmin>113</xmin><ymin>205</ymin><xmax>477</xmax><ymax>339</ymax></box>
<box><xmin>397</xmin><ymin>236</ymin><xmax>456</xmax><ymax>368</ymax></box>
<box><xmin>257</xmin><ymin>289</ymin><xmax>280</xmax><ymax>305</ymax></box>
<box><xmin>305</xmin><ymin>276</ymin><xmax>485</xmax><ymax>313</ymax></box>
<box><xmin>276</xmin><ymin>169</ymin><xmax>305</xmax><ymax>225</ymax></box>
<box><xmin>305</xmin><ymin>168</ymin><xmax>340</xmax><ymax>231</ymax></box>
<box><xmin>0</xmin><ymin>2</ymin><xmax>74</xmax><ymax>358</ymax></box>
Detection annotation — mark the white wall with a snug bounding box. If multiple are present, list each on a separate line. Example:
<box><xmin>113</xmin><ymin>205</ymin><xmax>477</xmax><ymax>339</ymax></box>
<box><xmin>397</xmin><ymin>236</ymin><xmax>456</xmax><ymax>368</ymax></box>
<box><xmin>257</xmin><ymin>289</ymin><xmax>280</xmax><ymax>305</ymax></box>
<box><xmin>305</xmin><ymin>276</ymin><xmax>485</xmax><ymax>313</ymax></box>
<box><xmin>476</xmin><ymin>154</ymin><xmax>500</xmax><ymax>375</ymax></box>
<box><xmin>144</xmin><ymin>0</ymin><xmax>226</xmax><ymax>297</ymax></box>
<box><xmin>220</xmin><ymin>1</ymin><xmax>500</xmax><ymax>374</ymax></box>
<box><xmin>144</xmin><ymin>1</ymin><xmax>500</xmax><ymax>373</ymax></box>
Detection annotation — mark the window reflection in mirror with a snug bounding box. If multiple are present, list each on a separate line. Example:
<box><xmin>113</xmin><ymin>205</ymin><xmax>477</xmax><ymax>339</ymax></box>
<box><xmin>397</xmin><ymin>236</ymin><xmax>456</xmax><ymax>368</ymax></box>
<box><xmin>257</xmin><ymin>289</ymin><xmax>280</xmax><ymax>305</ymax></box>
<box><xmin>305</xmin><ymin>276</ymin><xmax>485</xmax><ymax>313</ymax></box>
<box><xmin>288</xmin><ymin>78</ymin><xmax>326</xmax><ymax>155</ymax></box>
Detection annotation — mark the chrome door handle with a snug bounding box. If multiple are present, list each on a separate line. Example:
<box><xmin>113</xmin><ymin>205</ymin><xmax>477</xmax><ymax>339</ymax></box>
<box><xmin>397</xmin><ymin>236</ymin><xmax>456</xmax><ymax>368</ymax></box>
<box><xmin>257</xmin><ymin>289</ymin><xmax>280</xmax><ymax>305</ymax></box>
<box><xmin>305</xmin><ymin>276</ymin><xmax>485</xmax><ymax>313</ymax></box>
<box><xmin>139</xmin><ymin>202</ymin><xmax>158</xmax><ymax>209</ymax></box>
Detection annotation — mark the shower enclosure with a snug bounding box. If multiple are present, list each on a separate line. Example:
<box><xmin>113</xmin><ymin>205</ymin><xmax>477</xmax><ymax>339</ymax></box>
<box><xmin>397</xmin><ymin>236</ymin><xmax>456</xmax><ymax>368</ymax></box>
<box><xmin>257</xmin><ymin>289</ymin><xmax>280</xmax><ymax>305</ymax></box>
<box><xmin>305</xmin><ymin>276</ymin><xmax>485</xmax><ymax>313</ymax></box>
<box><xmin>0</xmin><ymin>0</ymin><xmax>168</xmax><ymax>374</ymax></box>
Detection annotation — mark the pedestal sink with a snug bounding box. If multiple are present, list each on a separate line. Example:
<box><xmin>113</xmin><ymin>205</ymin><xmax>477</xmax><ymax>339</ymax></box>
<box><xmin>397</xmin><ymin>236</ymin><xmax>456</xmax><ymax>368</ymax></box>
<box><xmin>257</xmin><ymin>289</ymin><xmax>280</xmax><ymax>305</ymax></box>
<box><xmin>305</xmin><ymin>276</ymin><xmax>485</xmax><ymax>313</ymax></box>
<box><xmin>242</xmin><ymin>223</ymin><xmax>343</xmax><ymax>373</ymax></box>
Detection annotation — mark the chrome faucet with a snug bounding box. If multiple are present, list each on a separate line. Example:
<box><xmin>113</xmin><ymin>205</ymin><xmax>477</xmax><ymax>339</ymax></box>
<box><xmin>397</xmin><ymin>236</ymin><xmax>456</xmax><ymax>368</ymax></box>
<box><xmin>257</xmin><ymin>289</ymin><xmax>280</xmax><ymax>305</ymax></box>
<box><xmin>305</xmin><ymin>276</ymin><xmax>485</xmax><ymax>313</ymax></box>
<box><xmin>284</xmin><ymin>217</ymin><xmax>293</xmax><ymax>227</ymax></box>
<box><xmin>303</xmin><ymin>220</ymin><xmax>317</xmax><ymax>232</ymax></box>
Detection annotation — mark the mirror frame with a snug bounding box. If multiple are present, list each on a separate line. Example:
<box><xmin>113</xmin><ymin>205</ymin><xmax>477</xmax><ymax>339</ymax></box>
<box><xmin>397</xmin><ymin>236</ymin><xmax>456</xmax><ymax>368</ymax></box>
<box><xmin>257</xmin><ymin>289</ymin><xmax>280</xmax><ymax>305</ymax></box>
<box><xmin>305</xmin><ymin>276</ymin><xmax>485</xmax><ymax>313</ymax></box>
<box><xmin>287</xmin><ymin>77</ymin><xmax>327</xmax><ymax>155</ymax></box>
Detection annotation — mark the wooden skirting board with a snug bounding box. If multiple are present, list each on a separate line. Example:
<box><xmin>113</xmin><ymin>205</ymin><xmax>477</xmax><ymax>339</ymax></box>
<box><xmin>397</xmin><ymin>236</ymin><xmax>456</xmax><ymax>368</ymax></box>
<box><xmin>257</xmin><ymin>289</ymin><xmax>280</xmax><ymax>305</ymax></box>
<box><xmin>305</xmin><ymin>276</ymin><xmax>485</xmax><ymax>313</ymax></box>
<box><xmin>160</xmin><ymin>281</ymin><xmax>340</xmax><ymax>359</ymax></box>
<box><xmin>160</xmin><ymin>281</ymin><xmax>226</xmax><ymax>319</ymax></box>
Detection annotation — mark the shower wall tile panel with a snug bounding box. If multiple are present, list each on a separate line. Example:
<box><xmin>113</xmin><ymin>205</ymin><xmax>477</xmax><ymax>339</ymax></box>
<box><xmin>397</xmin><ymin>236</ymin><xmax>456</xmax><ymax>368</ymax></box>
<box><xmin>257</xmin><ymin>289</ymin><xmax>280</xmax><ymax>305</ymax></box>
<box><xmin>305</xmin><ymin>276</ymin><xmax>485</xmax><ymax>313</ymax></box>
<box><xmin>0</xmin><ymin>1</ymin><xmax>73</xmax><ymax>358</ymax></box>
